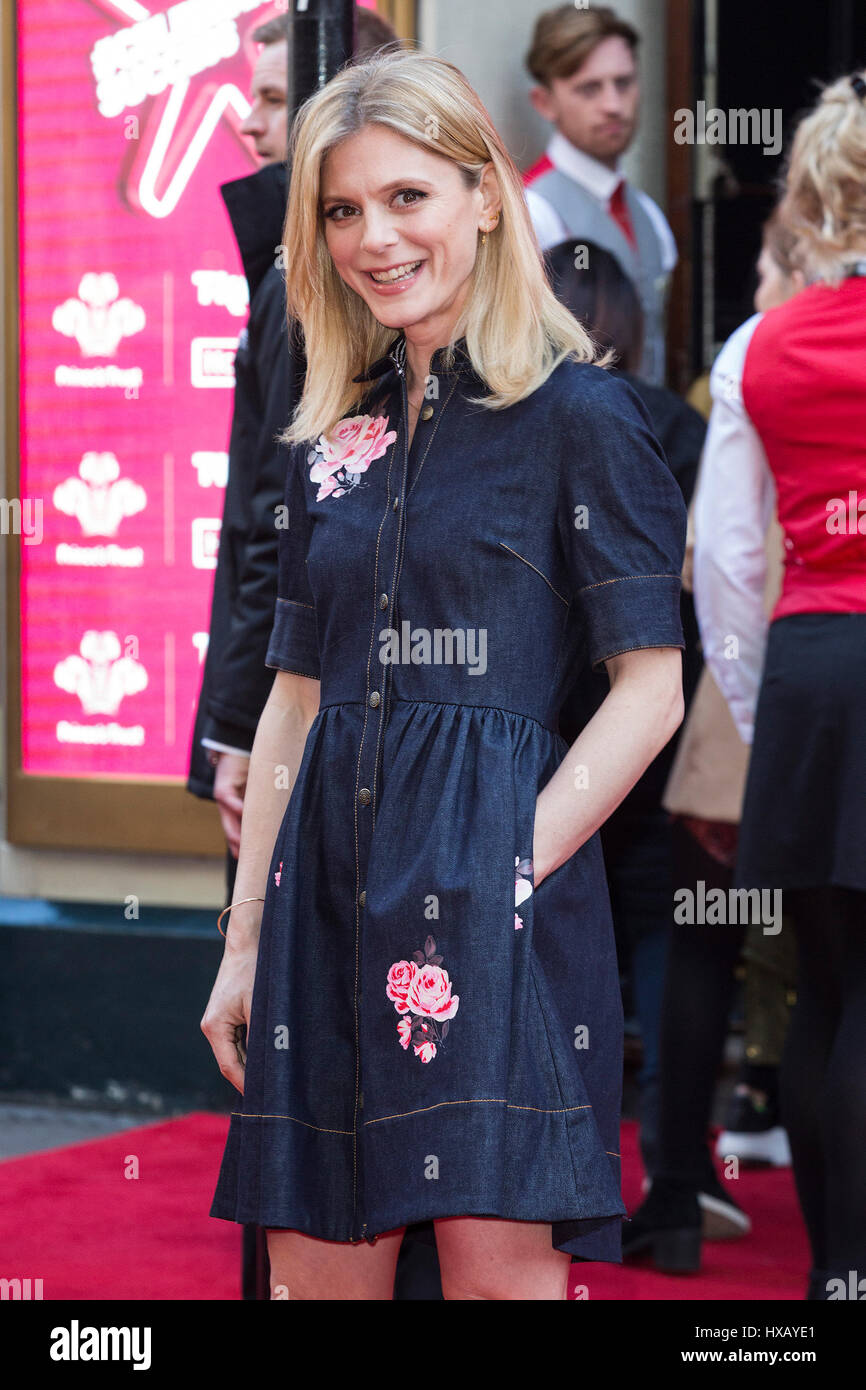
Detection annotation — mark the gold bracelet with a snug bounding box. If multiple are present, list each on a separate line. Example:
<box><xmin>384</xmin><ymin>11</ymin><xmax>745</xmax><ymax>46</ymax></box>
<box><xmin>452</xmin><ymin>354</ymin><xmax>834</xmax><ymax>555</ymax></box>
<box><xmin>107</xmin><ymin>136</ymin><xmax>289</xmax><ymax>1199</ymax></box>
<box><xmin>217</xmin><ymin>896</ymin><xmax>265</xmax><ymax>938</ymax></box>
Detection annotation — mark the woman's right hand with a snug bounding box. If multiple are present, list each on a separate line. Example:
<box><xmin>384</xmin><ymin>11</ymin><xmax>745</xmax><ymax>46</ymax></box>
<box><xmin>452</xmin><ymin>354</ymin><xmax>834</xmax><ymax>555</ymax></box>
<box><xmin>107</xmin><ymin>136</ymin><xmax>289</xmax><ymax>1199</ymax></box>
<box><xmin>200</xmin><ymin>671</ymin><xmax>318</xmax><ymax>1094</ymax></box>
<box><xmin>201</xmin><ymin>926</ymin><xmax>261</xmax><ymax>1095</ymax></box>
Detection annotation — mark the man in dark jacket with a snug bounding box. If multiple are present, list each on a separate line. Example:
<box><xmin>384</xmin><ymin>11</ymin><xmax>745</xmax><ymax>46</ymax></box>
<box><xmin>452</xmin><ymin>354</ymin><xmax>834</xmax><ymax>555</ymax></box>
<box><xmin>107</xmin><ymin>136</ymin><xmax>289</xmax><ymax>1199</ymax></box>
<box><xmin>186</xmin><ymin>155</ymin><xmax>299</xmax><ymax>845</ymax></box>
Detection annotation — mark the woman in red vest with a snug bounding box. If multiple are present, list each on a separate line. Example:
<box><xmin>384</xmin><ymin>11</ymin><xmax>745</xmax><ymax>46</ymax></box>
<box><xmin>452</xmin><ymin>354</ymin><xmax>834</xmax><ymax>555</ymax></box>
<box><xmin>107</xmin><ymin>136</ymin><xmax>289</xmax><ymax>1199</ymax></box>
<box><xmin>694</xmin><ymin>72</ymin><xmax>866</xmax><ymax>1300</ymax></box>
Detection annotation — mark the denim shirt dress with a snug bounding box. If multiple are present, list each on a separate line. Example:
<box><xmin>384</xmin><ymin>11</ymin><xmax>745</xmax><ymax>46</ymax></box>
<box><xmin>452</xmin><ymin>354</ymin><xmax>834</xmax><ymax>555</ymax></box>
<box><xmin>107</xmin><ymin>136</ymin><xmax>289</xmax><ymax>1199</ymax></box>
<box><xmin>209</xmin><ymin>331</ymin><xmax>687</xmax><ymax>1262</ymax></box>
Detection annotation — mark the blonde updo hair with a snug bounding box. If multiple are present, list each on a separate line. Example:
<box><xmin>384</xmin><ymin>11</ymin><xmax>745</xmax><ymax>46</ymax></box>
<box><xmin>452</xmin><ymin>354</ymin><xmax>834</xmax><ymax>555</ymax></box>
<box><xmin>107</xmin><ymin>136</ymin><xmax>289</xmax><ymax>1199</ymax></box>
<box><xmin>779</xmin><ymin>71</ymin><xmax>866</xmax><ymax>284</ymax></box>
<box><xmin>281</xmin><ymin>48</ymin><xmax>602</xmax><ymax>445</ymax></box>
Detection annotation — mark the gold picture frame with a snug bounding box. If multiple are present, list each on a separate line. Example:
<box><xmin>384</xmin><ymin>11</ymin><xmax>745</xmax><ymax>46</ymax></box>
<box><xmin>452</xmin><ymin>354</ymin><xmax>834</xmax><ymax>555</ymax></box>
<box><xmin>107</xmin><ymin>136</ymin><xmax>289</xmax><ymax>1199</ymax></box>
<box><xmin>3</xmin><ymin>4</ymin><xmax>223</xmax><ymax>854</ymax></box>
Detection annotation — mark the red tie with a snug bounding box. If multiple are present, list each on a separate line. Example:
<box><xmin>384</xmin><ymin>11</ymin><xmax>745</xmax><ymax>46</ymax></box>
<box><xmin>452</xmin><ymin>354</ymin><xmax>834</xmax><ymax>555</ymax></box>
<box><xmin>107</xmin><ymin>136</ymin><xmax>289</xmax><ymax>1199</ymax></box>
<box><xmin>609</xmin><ymin>179</ymin><xmax>637</xmax><ymax>249</ymax></box>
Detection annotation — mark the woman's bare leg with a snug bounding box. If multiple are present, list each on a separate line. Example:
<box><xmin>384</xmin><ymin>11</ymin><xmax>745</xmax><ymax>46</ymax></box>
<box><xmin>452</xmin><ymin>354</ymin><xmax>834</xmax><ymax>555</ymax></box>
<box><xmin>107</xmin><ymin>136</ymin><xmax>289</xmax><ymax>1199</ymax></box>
<box><xmin>266</xmin><ymin>1226</ymin><xmax>405</xmax><ymax>1301</ymax></box>
<box><xmin>434</xmin><ymin>1215</ymin><xmax>571</xmax><ymax>1300</ymax></box>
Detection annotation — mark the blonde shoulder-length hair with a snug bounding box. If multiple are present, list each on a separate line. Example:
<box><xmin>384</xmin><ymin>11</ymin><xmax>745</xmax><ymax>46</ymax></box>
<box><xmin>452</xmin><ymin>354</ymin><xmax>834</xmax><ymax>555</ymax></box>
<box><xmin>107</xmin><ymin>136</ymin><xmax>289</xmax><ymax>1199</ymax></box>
<box><xmin>281</xmin><ymin>48</ymin><xmax>603</xmax><ymax>446</ymax></box>
<box><xmin>779</xmin><ymin>70</ymin><xmax>866</xmax><ymax>285</ymax></box>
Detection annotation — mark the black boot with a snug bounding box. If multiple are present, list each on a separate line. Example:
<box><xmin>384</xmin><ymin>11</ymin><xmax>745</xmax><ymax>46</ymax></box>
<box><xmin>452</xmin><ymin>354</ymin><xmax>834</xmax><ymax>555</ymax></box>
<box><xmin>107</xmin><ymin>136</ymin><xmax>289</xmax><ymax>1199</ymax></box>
<box><xmin>637</xmin><ymin>1078</ymin><xmax>660</xmax><ymax>1183</ymax></box>
<box><xmin>622</xmin><ymin>1179</ymin><xmax>702</xmax><ymax>1273</ymax></box>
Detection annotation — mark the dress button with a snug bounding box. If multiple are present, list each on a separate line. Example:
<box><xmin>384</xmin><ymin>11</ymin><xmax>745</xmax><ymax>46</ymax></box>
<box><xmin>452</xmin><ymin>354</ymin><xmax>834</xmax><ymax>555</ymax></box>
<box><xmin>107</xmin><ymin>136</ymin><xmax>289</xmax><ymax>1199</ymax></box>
<box><xmin>359</xmin><ymin>889</ymin><xmax>366</xmax><ymax>907</ymax></box>
<box><xmin>379</xmin><ymin>592</ymin><xmax>389</xmax><ymax>610</ymax></box>
<box><xmin>369</xmin><ymin>691</ymin><xmax>380</xmax><ymax>708</ymax></box>
<box><xmin>420</xmin><ymin>404</ymin><xmax>434</xmax><ymax>421</ymax></box>
<box><xmin>359</xmin><ymin>787</ymin><xmax>372</xmax><ymax>805</ymax></box>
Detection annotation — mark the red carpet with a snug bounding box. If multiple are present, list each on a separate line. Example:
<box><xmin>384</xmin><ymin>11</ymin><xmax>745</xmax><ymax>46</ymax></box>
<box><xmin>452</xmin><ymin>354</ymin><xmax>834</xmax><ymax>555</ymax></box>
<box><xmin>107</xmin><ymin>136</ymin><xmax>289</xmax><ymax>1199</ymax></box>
<box><xmin>0</xmin><ymin>1113</ymin><xmax>808</xmax><ymax>1299</ymax></box>
<box><xmin>0</xmin><ymin>1114</ymin><xmax>239</xmax><ymax>1300</ymax></box>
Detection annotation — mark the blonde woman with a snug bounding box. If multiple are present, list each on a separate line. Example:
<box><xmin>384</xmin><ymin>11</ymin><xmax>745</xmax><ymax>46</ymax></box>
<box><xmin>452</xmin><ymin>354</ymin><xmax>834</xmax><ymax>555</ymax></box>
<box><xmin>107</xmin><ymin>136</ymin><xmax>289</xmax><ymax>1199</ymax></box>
<box><xmin>202</xmin><ymin>48</ymin><xmax>686</xmax><ymax>1301</ymax></box>
<box><xmin>693</xmin><ymin>73</ymin><xmax>866</xmax><ymax>1299</ymax></box>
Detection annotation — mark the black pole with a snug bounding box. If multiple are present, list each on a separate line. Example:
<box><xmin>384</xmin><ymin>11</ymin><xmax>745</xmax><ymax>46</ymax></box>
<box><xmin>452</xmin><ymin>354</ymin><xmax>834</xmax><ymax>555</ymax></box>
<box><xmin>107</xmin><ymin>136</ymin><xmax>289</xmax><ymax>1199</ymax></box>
<box><xmin>288</xmin><ymin>0</ymin><xmax>356</xmax><ymax>138</ymax></box>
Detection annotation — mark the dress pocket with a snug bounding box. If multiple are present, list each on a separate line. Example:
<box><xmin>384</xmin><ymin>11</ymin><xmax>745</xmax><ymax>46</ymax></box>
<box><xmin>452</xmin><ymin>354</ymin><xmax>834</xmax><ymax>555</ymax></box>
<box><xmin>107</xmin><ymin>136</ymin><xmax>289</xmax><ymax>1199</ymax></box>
<box><xmin>496</xmin><ymin>541</ymin><xmax>569</xmax><ymax>607</ymax></box>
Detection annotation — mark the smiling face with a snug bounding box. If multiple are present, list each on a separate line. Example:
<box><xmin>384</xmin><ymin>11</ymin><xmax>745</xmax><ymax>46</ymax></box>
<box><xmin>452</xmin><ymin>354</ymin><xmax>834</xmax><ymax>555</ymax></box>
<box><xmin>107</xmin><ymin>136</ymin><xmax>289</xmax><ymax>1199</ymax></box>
<box><xmin>531</xmin><ymin>36</ymin><xmax>640</xmax><ymax>168</ymax></box>
<box><xmin>320</xmin><ymin>124</ymin><xmax>500</xmax><ymax>347</ymax></box>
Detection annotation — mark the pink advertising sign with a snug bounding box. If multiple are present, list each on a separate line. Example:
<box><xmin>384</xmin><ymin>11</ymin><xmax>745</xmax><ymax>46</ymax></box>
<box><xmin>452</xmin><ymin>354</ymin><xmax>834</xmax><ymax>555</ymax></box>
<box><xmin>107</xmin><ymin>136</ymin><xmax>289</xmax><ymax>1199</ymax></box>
<box><xmin>16</xmin><ymin>0</ymin><xmax>281</xmax><ymax>779</ymax></box>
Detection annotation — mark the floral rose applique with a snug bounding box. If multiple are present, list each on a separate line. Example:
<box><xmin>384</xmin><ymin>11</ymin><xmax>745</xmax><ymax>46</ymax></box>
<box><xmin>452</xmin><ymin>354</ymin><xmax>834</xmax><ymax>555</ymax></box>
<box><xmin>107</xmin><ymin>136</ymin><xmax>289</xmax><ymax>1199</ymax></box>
<box><xmin>385</xmin><ymin>936</ymin><xmax>459</xmax><ymax>1063</ymax></box>
<box><xmin>273</xmin><ymin>861</ymin><xmax>283</xmax><ymax>888</ymax></box>
<box><xmin>308</xmin><ymin>413</ymin><xmax>397</xmax><ymax>501</ymax></box>
<box><xmin>514</xmin><ymin>855</ymin><xmax>533</xmax><ymax>929</ymax></box>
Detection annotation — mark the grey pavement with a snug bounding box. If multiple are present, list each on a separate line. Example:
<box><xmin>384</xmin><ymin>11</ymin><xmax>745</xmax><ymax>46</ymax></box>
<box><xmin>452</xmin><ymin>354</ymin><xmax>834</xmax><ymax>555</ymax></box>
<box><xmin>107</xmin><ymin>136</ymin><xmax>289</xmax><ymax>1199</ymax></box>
<box><xmin>0</xmin><ymin>1102</ymin><xmax>151</xmax><ymax>1160</ymax></box>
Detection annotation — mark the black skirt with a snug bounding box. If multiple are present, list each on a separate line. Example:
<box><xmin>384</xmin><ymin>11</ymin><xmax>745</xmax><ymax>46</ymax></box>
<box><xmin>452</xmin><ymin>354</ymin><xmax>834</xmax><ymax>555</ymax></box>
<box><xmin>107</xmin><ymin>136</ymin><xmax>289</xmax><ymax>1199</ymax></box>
<box><xmin>735</xmin><ymin>613</ymin><xmax>866</xmax><ymax>894</ymax></box>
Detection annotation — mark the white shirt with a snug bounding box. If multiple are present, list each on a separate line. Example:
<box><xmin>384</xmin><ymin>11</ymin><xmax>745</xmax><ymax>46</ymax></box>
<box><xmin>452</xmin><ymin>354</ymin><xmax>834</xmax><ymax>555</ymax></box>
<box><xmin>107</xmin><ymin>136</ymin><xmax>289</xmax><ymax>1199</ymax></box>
<box><xmin>525</xmin><ymin>131</ymin><xmax>678</xmax><ymax>271</ymax></box>
<box><xmin>201</xmin><ymin>736</ymin><xmax>250</xmax><ymax>759</ymax></box>
<box><xmin>692</xmin><ymin>314</ymin><xmax>777</xmax><ymax>745</ymax></box>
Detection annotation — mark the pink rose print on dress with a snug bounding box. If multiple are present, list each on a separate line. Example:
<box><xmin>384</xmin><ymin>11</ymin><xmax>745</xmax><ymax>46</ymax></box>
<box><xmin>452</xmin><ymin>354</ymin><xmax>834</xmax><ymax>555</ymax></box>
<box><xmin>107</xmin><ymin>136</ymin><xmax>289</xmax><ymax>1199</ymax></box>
<box><xmin>386</xmin><ymin>960</ymin><xmax>415</xmax><ymax>1015</ymax></box>
<box><xmin>385</xmin><ymin>936</ymin><xmax>459</xmax><ymax>1064</ymax></box>
<box><xmin>274</xmin><ymin>861</ymin><xmax>283</xmax><ymax>888</ymax></box>
<box><xmin>406</xmin><ymin>961</ymin><xmax>460</xmax><ymax>1020</ymax></box>
<box><xmin>307</xmin><ymin>413</ymin><xmax>397</xmax><ymax>501</ymax></box>
<box><xmin>514</xmin><ymin>855</ymin><xmax>533</xmax><ymax>929</ymax></box>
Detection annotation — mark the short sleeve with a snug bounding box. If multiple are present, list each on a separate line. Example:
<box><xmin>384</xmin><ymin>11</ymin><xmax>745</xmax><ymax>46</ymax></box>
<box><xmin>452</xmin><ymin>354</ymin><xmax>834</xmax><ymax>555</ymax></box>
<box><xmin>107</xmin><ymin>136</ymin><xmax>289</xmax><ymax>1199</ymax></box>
<box><xmin>265</xmin><ymin>441</ymin><xmax>321</xmax><ymax>679</ymax></box>
<box><xmin>559</xmin><ymin>370</ymin><xmax>687</xmax><ymax>671</ymax></box>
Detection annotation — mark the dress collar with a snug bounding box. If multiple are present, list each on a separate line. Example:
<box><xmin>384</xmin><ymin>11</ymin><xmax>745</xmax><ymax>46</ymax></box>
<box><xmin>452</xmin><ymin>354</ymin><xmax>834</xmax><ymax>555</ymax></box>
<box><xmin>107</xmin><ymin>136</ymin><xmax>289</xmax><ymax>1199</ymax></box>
<box><xmin>352</xmin><ymin>331</ymin><xmax>473</xmax><ymax>383</ymax></box>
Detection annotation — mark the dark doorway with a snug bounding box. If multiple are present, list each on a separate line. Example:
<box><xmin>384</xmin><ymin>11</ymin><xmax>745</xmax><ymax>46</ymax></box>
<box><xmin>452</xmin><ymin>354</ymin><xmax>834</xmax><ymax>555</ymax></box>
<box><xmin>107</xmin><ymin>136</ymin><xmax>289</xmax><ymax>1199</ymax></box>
<box><xmin>668</xmin><ymin>0</ymin><xmax>866</xmax><ymax>386</ymax></box>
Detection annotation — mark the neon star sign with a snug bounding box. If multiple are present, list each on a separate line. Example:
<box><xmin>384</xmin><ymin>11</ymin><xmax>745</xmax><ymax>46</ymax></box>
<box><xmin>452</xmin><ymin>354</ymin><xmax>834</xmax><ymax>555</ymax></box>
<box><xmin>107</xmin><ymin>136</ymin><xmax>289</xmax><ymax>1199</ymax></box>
<box><xmin>87</xmin><ymin>0</ymin><xmax>270</xmax><ymax>218</ymax></box>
